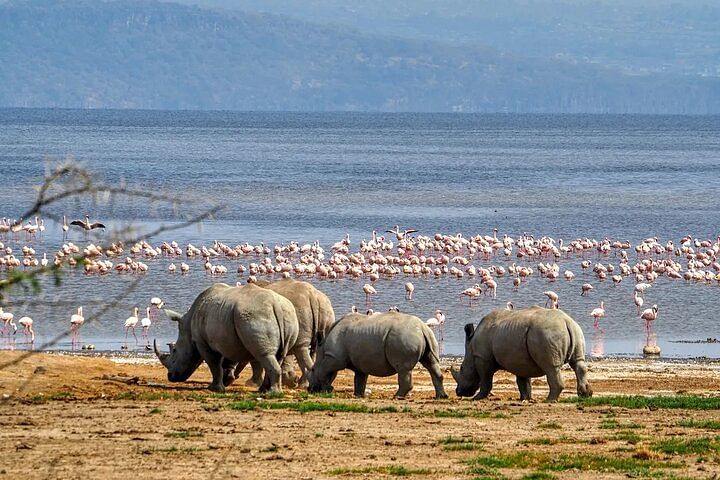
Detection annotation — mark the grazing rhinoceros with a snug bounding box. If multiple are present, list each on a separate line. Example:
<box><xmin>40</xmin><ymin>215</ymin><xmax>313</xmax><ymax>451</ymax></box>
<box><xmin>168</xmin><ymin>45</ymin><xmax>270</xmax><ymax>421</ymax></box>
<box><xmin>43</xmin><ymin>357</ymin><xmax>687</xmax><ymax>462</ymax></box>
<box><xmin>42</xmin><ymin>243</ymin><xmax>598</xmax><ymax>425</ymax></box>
<box><xmin>308</xmin><ymin>312</ymin><xmax>448</xmax><ymax>399</ymax></box>
<box><xmin>153</xmin><ymin>283</ymin><xmax>298</xmax><ymax>393</ymax></box>
<box><xmin>252</xmin><ymin>278</ymin><xmax>335</xmax><ymax>387</ymax></box>
<box><xmin>452</xmin><ymin>306</ymin><xmax>592</xmax><ymax>402</ymax></box>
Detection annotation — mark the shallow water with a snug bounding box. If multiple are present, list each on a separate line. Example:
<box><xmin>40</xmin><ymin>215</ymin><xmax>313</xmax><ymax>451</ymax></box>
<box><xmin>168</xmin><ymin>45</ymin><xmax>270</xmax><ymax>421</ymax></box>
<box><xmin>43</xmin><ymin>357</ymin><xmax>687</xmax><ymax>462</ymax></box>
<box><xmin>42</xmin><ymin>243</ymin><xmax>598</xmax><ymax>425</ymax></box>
<box><xmin>0</xmin><ymin>109</ymin><xmax>719</xmax><ymax>358</ymax></box>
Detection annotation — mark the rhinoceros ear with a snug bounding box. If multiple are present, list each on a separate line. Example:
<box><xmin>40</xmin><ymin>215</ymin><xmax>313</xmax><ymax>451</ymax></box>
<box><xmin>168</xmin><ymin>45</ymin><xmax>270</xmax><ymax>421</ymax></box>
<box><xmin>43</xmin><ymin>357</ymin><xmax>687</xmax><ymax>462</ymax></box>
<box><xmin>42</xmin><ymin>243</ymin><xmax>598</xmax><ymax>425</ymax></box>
<box><xmin>464</xmin><ymin>323</ymin><xmax>476</xmax><ymax>340</ymax></box>
<box><xmin>164</xmin><ymin>309</ymin><xmax>183</xmax><ymax>322</ymax></box>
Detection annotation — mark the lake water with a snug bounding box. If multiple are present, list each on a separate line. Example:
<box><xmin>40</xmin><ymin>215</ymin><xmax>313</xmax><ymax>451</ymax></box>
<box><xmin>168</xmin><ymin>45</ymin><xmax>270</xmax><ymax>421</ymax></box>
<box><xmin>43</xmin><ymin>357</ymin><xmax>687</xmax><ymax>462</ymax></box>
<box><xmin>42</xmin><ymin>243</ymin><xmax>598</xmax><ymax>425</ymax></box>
<box><xmin>0</xmin><ymin>109</ymin><xmax>719</xmax><ymax>358</ymax></box>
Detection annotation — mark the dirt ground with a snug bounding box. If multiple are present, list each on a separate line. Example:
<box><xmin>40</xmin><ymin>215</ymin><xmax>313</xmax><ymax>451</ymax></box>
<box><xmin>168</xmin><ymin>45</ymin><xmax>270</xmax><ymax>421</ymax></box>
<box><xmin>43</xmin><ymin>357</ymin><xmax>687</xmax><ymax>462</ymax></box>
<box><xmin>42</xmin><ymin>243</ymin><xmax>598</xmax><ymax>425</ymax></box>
<box><xmin>1</xmin><ymin>352</ymin><xmax>720</xmax><ymax>479</ymax></box>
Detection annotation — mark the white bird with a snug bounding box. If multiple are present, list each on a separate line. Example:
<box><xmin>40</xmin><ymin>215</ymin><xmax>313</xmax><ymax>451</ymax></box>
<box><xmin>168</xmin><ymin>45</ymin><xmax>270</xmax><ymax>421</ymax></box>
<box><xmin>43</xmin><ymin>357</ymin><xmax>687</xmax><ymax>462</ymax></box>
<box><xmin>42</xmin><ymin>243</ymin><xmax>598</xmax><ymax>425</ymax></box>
<box><xmin>18</xmin><ymin>316</ymin><xmax>34</xmax><ymax>342</ymax></box>
<box><xmin>425</xmin><ymin>309</ymin><xmax>445</xmax><ymax>340</ymax></box>
<box><xmin>633</xmin><ymin>292</ymin><xmax>644</xmax><ymax>314</ymax></box>
<box><xmin>124</xmin><ymin>306</ymin><xmax>139</xmax><ymax>345</ymax></box>
<box><xmin>543</xmin><ymin>291</ymin><xmax>559</xmax><ymax>309</ymax></box>
<box><xmin>506</xmin><ymin>301</ymin><xmax>514</xmax><ymax>310</ymax></box>
<box><xmin>168</xmin><ymin>263</ymin><xmax>176</xmax><ymax>273</ymax></box>
<box><xmin>70</xmin><ymin>214</ymin><xmax>106</xmax><ymax>231</ymax></box>
<box><xmin>70</xmin><ymin>307</ymin><xmax>84</xmax><ymax>344</ymax></box>
<box><xmin>0</xmin><ymin>307</ymin><xmax>16</xmax><ymax>335</ymax></box>
<box><xmin>404</xmin><ymin>282</ymin><xmax>414</xmax><ymax>300</ymax></box>
<box><xmin>590</xmin><ymin>301</ymin><xmax>606</xmax><ymax>329</ymax></box>
<box><xmin>581</xmin><ymin>283</ymin><xmax>593</xmax><ymax>296</ymax></box>
<box><xmin>150</xmin><ymin>297</ymin><xmax>164</xmax><ymax>309</ymax></box>
<box><xmin>140</xmin><ymin>307</ymin><xmax>152</xmax><ymax>346</ymax></box>
<box><xmin>635</xmin><ymin>283</ymin><xmax>652</xmax><ymax>296</ymax></box>
<box><xmin>363</xmin><ymin>283</ymin><xmax>377</xmax><ymax>307</ymax></box>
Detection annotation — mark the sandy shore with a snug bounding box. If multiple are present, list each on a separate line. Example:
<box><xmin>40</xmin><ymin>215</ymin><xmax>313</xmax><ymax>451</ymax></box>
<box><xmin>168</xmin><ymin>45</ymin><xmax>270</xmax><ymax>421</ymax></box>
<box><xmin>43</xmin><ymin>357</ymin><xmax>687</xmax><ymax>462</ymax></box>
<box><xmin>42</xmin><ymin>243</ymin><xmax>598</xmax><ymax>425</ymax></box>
<box><xmin>1</xmin><ymin>351</ymin><xmax>719</xmax><ymax>479</ymax></box>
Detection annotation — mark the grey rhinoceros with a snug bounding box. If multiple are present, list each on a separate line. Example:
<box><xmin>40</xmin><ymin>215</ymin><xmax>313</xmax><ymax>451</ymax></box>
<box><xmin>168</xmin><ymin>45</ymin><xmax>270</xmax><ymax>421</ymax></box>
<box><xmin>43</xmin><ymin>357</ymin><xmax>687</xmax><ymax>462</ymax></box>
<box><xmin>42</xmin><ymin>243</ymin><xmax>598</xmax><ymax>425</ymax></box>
<box><xmin>308</xmin><ymin>312</ymin><xmax>448</xmax><ymax>399</ymax></box>
<box><xmin>153</xmin><ymin>283</ymin><xmax>299</xmax><ymax>392</ymax></box>
<box><xmin>252</xmin><ymin>278</ymin><xmax>336</xmax><ymax>387</ymax></box>
<box><xmin>452</xmin><ymin>306</ymin><xmax>593</xmax><ymax>402</ymax></box>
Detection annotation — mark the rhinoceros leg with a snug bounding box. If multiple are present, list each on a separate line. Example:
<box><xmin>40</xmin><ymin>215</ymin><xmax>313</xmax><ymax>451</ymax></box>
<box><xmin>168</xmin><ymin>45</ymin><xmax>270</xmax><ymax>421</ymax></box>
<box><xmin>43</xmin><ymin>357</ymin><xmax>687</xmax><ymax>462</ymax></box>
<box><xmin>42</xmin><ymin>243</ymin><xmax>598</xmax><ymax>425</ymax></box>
<box><xmin>516</xmin><ymin>376</ymin><xmax>532</xmax><ymax>401</ymax></box>
<box><xmin>545</xmin><ymin>367</ymin><xmax>565</xmax><ymax>402</ymax></box>
<box><xmin>570</xmin><ymin>359</ymin><xmax>593</xmax><ymax>397</ymax></box>
<box><xmin>196</xmin><ymin>343</ymin><xmax>226</xmax><ymax>393</ymax></box>
<box><xmin>419</xmin><ymin>356</ymin><xmax>448</xmax><ymax>399</ymax></box>
<box><xmin>395</xmin><ymin>370</ymin><xmax>413</xmax><ymax>399</ymax></box>
<box><xmin>292</xmin><ymin>346</ymin><xmax>314</xmax><ymax>388</ymax></box>
<box><xmin>242</xmin><ymin>360</ymin><xmax>264</xmax><ymax>387</ymax></box>
<box><xmin>353</xmin><ymin>372</ymin><xmax>368</xmax><ymax>397</ymax></box>
<box><xmin>472</xmin><ymin>361</ymin><xmax>496</xmax><ymax>400</ymax></box>
<box><xmin>223</xmin><ymin>358</ymin><xmax>241</xmax><ymax>387</ymax></box>
<box><xmin>257</xmin><ymin>355</ymin><xmax>282</xmax><ymax>393</ymax></box>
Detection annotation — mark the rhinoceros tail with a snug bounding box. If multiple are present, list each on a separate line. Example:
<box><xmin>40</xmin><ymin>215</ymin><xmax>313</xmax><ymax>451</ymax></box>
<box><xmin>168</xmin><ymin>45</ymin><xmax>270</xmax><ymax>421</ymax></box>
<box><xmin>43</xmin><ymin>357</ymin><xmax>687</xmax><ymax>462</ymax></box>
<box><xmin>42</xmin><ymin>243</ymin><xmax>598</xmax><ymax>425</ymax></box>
<box><xmin>421</xmin><ymin>324</ymin><xmax>442</xmax><ymax>365</ymax></box>
<box><xmin>272</xmin><ymin>301</ymin><xmax>288</xmax><ymax>362</ymax></box>
<box><xmin>309</xmin><ymin>295</ymin><xmax>320</xmax><ymax>357</ymax></box>
<box><xmin>564</xmin><ymin>317</ymin><xmax>587</xmax><ymax>365</ymax></box>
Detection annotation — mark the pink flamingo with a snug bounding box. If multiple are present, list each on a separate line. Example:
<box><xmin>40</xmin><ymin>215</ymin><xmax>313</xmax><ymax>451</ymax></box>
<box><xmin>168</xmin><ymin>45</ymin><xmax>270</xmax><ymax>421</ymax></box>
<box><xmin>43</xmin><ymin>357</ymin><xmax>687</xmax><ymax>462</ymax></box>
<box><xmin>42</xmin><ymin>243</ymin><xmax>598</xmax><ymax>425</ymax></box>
<box><xmin>640</xmin><ymin>304</ymin><xmax>658</xmax><ymax>331</ymax></box>
<box><xmin>590</xmin><ymin>301</ymin><xmax>605</xmax><ymax>330</ymax></box>
<box><xmin>363</xmin><ymin>283</ymin><xmax>377</xmax><ymax>307</ymax></box>
<box><xmin>70</xmin><ymin>307</ymin><xmax>84</xmax><ymax>346</ymax></box>
<box><xmin>543</xmin><ymin>291</ymin><xmax>559</xmax><ymax>309</ymax></box>
<box><xmin>425</xmin><ymin>309</ymin><xmax>445</xmax><ymax>340</ymax></box>
<box><xmin>405</xmin><ymin>282</ymin><xmax>414</xmax><ymax>300</ymax></box>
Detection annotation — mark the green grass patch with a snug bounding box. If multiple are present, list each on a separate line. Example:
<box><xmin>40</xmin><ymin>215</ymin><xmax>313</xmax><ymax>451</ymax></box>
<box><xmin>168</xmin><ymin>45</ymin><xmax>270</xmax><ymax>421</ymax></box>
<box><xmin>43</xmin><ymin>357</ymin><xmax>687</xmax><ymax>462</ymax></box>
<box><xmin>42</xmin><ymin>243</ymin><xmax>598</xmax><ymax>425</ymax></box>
<box><xmin>538</xmin><ymin>421</ymin><xmax>562</xmax><ymax>429</ymax></box>
<box><xmin>114</xmin><ymin>391</ymin><xmax>184</xmax><ymax>401</ymax></box>
<box><xmin>611</xmin><ymin>431</ymin><xmax>643</xmax><ymax>444</ymax></box>
<box><xmin>568</xmin><ymin>395</ymin><xmax>720</xmax><ymax>410</ymax></box>
<box><xmin>678</xmin><ymin>419</ymin><xmax>720</xmax><ymax>430</ymax></box>
<box><xmin>148</xmin><ymin>407</ymin><xmax>162</xmax><ymax>414</ymax></box>
<box><xmin>431</xmin><ymin>409</ymin><xmax>507</xmax><ymax>419</ymax></box>
<box><xmin>467</xmin><ymin>451</ymin><xmax>680</xmax><ymax>476</ymax></box>
<box><xmin>600</xmin><ymin>419</ymin><xmax>643</xmax><ymax>429</ymax></box>
<box><xmin>329</xmin><ymin>465</ymin><xmax>432</xmax><ymax>476</ymax></box>
<box><xmin>228</xmin><ymin>399</ymin><xmax>398</xmax><ymax>414</ymax></box>
<box><xmin>440</xmin><ymin>436</ymin><xmax>483</xmax><ymax>451</ymax></box>
<box><xmin>27</xmin><ymin>391</ymin><xmax>74</xmax><ymax>403</ymax></box>
<box><xmin>164</xmin><ymin>430</ymin><xmax>204</xmax><ymax>439</ymax></box>
<box><xmin>651</xmin><ymin>436</ymin><xmax>720</xmax><ymax>455</ymax></box>
<box><xmin>519</xmin><ymin>436</ymin><xmax>581</xmax><ymax>446</ymax></box>
<box><xmin>521</xmin><ymin>473</ymin><xmax>556</xmax><ymax>480</ymax></box>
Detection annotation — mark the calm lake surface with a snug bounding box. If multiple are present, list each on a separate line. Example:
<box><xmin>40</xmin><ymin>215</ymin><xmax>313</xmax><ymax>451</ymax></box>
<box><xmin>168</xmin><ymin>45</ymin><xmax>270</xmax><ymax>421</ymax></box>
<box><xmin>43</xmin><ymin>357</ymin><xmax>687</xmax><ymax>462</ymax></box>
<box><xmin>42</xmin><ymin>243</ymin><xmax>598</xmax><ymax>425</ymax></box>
<box><xmin>0</xmin><ymin>109</ymin><xmax>719</xmax><ymax>358</ymax></box>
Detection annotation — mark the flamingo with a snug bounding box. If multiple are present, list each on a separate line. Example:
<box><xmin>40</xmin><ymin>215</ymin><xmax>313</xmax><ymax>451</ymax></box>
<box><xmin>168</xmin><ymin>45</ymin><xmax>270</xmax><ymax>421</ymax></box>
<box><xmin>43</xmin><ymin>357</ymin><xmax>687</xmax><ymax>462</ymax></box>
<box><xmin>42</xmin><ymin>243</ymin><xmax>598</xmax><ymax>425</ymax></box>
<box><xmin>168</xmin><ymin>263</ymin><xmax>176</xmax><ymax>273</ymax></box>
<box><xmin>180</xmin><ymin>262</ymin><xmax>190</xmax><ymax>274</ymax></box>
<box><xmin>18</xmin><ymin>316</ymin><xmax>34</xmax><ymax>343</ymax></box>
<box><xmin>640</xmin><ymin>304</ymin><xmax>658</xmax><ymax>331</ymax></box>
<box><xmin>405</xmin><ymin>282</ymin><xmax>414</xmax><ymax>300</ymax></box>
<box><xmin>62</xmin><ymin>215</ymin><xmax>69</xmax><ymax>238</ymax></box>
<box><xmin>70</xmin><ymin>307</ymin><xmax>84</xmax><ymax>345</ymax></box>
<box><xmin>461</xmin><ymin>284</ymin><xmax>481</xmax><ymax>306</ymax></box>
<box><xmin>386</xmin><ymin>226</ymin><xmax>417</xmax><ymax>241</ymax></box>
<box><xmin>634</xmin><ymin>283</ymin><xmax>652</xmax><ymax>296</ymax></box>
<box><xmin>362</xmin><ymin>283</ymin><xmax>377</xmax><ymax>307</ymax></box>
<box><xmin>633</xmin><ymin>292</ymin><xmax>644</xmax><ymax>314</ymax></box>
<box><xmin>425</xmin><ymin>309</ymin><xmax>445</xmax><ymax>340</ymax></box>
<box><xmin>140</xmin><ymin>307</ymin><xmax>152</xmax><ymax>347</ymax></box>
<box><xmin>123</xmin><ymin>306</ymin><xmax>140</xmax><ymax>345</ymax></box>
<box><xmin>543</xmin><ymin>291</ymin><xmax>559</xmax><ymax>309</ymax></box>
<box><xmin>581</xmin><ymin>283</ymin><xmax>593</xmax><ymax>296</ymax></box>
<box><xmin>70</xmin><ymin>215</ymin><xmax>106</xmax><ymax>232</ymax></box>
<box><xmin>590</xmin><ymin>301</ymin><xmax>606</xmax><ymax>329</ymax></box>
<box><xmin>506</xmin><ymin>301</ymin><xmax>514</xmax><ymax>310</ymax></box>
<box><xmin>0</xmin><ymin>307</ymin><xmax>16</xmax><ymax>336</ymax></box>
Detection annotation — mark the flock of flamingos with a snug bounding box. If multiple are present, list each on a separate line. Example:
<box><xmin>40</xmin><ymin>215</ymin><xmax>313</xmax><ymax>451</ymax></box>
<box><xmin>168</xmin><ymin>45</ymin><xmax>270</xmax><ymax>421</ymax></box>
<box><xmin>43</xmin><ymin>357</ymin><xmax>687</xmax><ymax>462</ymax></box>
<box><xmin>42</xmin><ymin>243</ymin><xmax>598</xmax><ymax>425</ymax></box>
<box><xmin>1</xmin><ymin>216</ymin><xmax>720</xmax><ymax>355</ymax></box>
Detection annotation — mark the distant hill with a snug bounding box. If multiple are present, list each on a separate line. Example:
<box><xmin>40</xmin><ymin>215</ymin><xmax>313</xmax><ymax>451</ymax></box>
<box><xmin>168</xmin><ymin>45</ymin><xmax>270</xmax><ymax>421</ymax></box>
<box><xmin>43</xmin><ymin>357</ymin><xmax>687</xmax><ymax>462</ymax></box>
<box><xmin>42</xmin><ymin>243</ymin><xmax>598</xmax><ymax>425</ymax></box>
<box><xmin>0</xmin><ymin>0</ymin><xmax>719</xmax><ymax>112</ymax></box>
<box><xmin>182</xmin><ymin>0</ymin><xmax>720</xmax><ymax>78</ymax></box>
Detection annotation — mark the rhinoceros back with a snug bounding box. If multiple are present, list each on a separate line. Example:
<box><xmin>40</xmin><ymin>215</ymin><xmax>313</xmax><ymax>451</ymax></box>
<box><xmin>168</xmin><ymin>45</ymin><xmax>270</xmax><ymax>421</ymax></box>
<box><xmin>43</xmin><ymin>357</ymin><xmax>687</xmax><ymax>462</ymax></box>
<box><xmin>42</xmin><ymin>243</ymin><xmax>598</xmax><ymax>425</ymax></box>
<box><xmin>476</xmin><ymin>306</ymin><xmax>585</xmax><ymax>377</ymax></box>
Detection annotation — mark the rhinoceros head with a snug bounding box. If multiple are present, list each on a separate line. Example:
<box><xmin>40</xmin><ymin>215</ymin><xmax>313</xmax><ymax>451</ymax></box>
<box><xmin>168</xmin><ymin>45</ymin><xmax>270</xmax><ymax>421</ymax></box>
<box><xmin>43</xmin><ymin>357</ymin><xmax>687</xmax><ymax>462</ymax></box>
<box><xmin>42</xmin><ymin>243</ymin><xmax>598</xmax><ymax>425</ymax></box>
<box><xmin>451</xmin><ymin>323</ymin><xmax>481</xmax><ymax>397</ymax></box>
<box><xmin>153</xmin><ymin>308</ymin><xmax>203</xmax><ymax>382</ymax></box>
<box><xmin>307</xmin><ymin>332</ymin><xmax>337</xmax><ymax>393</ymax></box>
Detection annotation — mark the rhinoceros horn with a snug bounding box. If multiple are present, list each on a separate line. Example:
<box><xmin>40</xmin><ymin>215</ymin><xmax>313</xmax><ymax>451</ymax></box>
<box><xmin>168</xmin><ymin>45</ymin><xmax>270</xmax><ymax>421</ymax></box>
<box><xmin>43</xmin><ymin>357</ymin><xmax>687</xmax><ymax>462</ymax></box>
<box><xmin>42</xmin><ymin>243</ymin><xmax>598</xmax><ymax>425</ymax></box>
<box><xmin>164</xmin><ymin>309</ymin><xmax>183</xmax><ymax>322</ymax></box>
<box><xmin>450</xmin><ymin>366</ymin><xmax>460</xmax><ymax>382</ymax></box>
<box><xmin>153</xmin><ymin>339</ymin><xmax>170</xmax><ymax>367</ymax></box>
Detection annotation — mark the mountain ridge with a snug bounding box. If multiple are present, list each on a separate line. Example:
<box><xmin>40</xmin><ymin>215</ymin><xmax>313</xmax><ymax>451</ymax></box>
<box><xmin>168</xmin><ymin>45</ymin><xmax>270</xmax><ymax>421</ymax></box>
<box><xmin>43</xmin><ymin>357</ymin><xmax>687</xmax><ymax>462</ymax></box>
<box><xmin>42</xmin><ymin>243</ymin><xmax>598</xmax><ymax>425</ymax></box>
<box><xmin>1</xmin><ymin>0</ymin><xmax>719</xmax><ymax>113</ymax></box>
